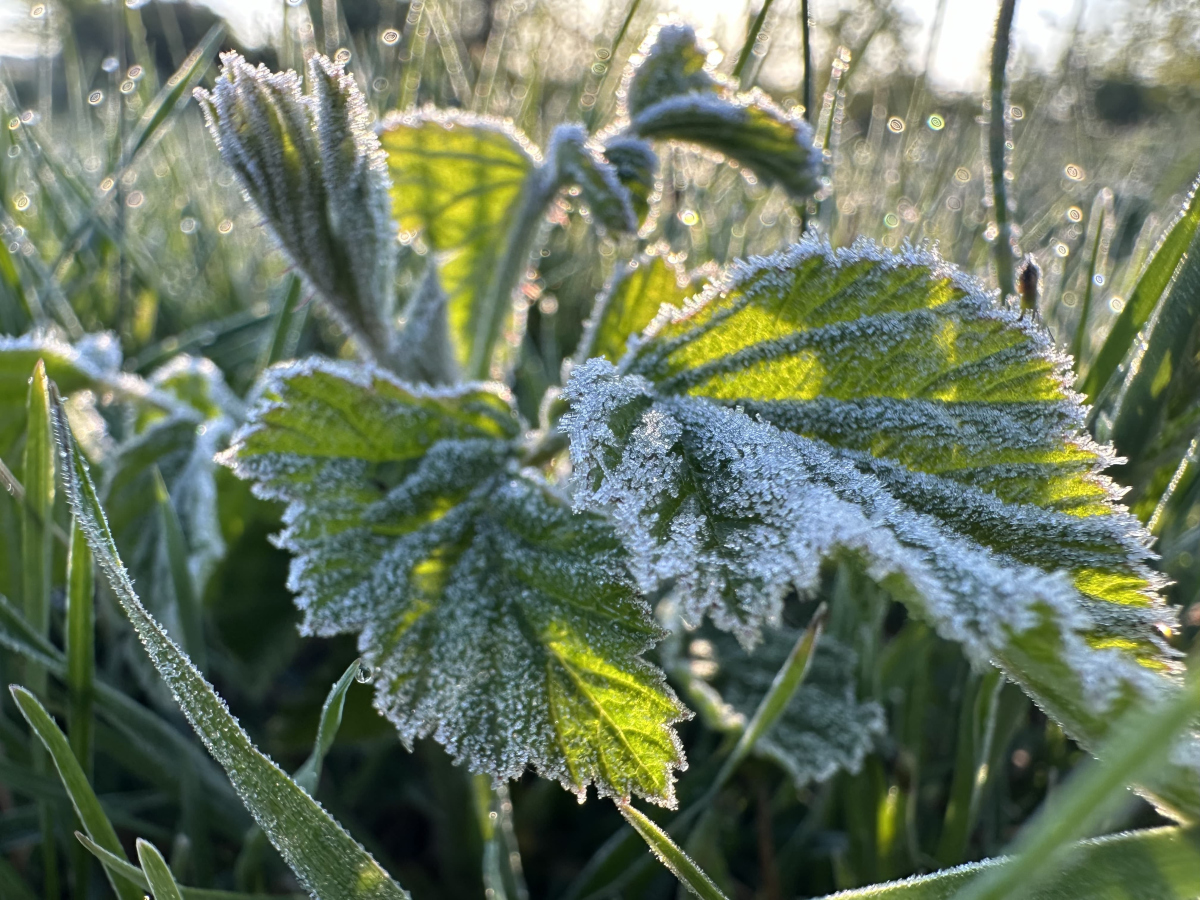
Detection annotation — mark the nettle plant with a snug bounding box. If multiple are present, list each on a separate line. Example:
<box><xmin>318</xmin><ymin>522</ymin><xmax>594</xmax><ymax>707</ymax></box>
<box><xmin>15</xmin><ymin>18</ymin><xmax>1200</xmax><ymax>900</ymax></box>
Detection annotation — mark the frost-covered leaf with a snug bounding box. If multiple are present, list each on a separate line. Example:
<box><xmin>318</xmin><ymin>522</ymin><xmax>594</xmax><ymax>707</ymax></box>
<box><xmin>393</xmin><ymin>267</ymin><xmax>460</xmax><ymax>386</ymax></box>
<box><xmin>103</xmin><ymin>357</ymin><xmax>239</xmax><ymax>652</ymax></box>
<box><xmin>578</xmin><ymin>251</ymin><xmax>690</xmax><ymax>365</ymax></box>
<box><xmin>548</xmin><ymin>125</ymin><xmax>637</xmax><ymax>235</ymax></box>
<box><xmin>601</xmin><ymin>137</ymin><xmax>659</xmax><ymax>228</ymax></box>
<box><xmin>563</xmin><ymin>236</ymin><xmax>1200</xmax><ymax>820</ymax></box>
<box><xmin>617</xmin><ymin>23</ymin><xmax>820</xmax><ymax>202</ymax></box>
<box><xmin>379</xmin><ymin>109</ymin><xmax>537</xmax><ymax>375</ymax></box>
<box><xmin>690</xmin><ymin>628</ymin><xmax>884</xmax><ymax>787</ymax></box>
<box><xmin>222</xmin><ymin>358</ymin><xmax>687</xmax><ymax>805</ymax></box>
<box><xmin>195</xmin><ymin>53</ymin><xmax>398</xmax><ymax>365</ymax></box>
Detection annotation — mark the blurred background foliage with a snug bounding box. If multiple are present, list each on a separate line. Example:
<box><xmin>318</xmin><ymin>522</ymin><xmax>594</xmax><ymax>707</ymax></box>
<box><xmin>2</xmin><ymin>0</ymin><xmax>1200</xmax><ymax>897</ymax></box>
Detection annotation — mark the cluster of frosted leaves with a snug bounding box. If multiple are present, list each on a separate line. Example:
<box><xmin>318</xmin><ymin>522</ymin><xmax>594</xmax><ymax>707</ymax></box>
<box><xmin>578</xmin><ymin>251</ymin><xmax>691</xmax><ymax>366</ymax></box>
<box><xmin>691</xmin><ymin>627</ymin><xmax>884</xmax><ymax>787</ymax></box>
<box><xmin>196</xmin><ymin>54</ymin><xmax>397</xmax><ymax>363</ymax></box>
<box><xmin>616</xmin><ymin>22</ymin><xmax>821</xmax><ymax>202</ymax></box>
<box><xmin>223</xmin><ymin>358</ymin><xmax>688</xmax><ymax>804</ymax></box>
<box><xmin>103</xmin><ymin>356</ymin><xmax>241</xmax><ymax>644</ymax></box>
<box><xmin>563</xmin><ymin>236</ymin><xmax>1200</xmax><ymax>820</ymax></box>
<box><xmin>379</xmin><ymin>109</ymin><xmax>539</xmax><ymax>374</ymax></box>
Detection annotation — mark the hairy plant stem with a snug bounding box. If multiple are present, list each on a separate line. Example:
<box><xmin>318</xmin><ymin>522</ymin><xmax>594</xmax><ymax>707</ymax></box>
<box><xmin>988</xmin><ymin>0</ymin><xmax>1018</xmax><ymax>299</ymax></box>
<box><xmin>469</xmin><ymin>169</ymin><xmax>560</xmax><ymax>381</ymax></box>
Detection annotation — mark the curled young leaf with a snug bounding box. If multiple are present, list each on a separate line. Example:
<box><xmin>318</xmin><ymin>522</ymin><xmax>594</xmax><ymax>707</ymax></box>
<box><xmin>601</xmin><ymin>137</ymin><xmax>659</xmax><ymax>228</ymax></box>
<box><xmin>195</xmin><ymin>53</ymin><xmax>397</xmax><ymax>365</ymax></box>
<box><xmin>563</xmin><ymin>236</ymin><xmax>1200</xmax><ymax>821</ymax></box>
<box><xmin>617</xmin><ymin>22</ymin><xmax>820</xmax><ymax>202</ymax></box>
<box><xmin>548</xmin><ymin>125</ymin><xmax>638</xmax><ymax>235</ymax></box>
<box><xmin>223</xmin><ymin>358</ymin><xmax>688</xmax><ymax>806</ymax></box>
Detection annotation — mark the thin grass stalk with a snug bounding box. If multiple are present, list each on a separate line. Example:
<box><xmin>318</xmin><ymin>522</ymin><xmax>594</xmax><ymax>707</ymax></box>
<box><xmin>733</xmin><ymin>0</ymin><xmax>775</xmax><ymax>84</ymax></box>
<box><xmin>799</xmin><ymin>0</ymin><xmax>813</xmax><ymax>123</ymax></box>
<box><xmin>987</xmin><ymin>0</ymin><xmax>1018</xmax><ymax>299</ymax></box>
<box><xmin>585</xmin><ymin>0</ymin><xmax>643</xmax><ymax>130</ymax></box>
<box><xmin>65</xmin><ymin>519</ymin><xmax>95</xmax><ymax>898</ymax></box>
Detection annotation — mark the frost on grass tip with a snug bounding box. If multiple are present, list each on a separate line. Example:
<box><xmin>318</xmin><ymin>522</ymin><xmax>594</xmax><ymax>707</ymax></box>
<box><xmin>563</xmin><ymin>235</ymin><xmax>1200</xmax><ymax>820</ymax></box>
<box><xmin>223</xmin><ymin>358</ymin><xmax>688</xmax><ymax>806</ymax></box>
<box><xmin>195</xmin><ymin>53</ymin><xmax>398</xmax><ymax>367</ymax></box>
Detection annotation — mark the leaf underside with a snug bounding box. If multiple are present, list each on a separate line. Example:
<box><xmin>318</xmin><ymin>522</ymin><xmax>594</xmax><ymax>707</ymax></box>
<box><xmin>563</xmin><ymin>236</ymin><xmax>1200</xmax><ymax>821</ymax></box>
<box><xmin>379</xmin><ymin>110</ymin><xmax>536</xmax><ymax>375</ymax></box>
<box><xmin>224</xmin><ymin>359</ymin><xmax>687</xmax><ymax>805</ymax></box>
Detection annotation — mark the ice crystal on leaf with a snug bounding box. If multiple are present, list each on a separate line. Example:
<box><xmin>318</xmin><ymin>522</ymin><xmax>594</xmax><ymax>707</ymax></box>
<box><xmin>692</xmin><ymin>628</ymin><xmax>885</xmax><ymax>787</ymax></box>
<box><xmin>563</xmin><ymin>236</ymin><xmax>1200</xmax><ymax>820</ymax></box>
<box><xmin>223</xmin><ymin>358</ymin><xmax>688</xmax><ymax>805</ymax></box>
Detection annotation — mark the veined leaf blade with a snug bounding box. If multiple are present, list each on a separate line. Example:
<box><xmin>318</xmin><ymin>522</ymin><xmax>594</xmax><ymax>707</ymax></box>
<box><xmin>137</xmin><ymin>838</ymin><xmax>185</xmax><ymax>900</ymax></box>
<box><xmin>49</xmin><ymin>387</ymin><xmax>411</xmax><ymax>900</ymax></box>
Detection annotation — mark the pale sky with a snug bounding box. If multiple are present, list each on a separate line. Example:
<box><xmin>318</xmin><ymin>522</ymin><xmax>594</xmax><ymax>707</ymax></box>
<box><xmin>0</xmin><ymin>0</ymin><xmax>1126</xmax><ymax>93</ymax></box>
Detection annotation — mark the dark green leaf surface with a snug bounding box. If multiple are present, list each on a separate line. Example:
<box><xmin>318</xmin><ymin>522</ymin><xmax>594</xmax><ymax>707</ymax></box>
<box><xmin>223</xmin><ymin>358</ymin><xmax>687</xmax><ymax>804</ymax></box>
<box><xmin>563</xmin><ymin>237</ymin><xmax>1200</xmax><ymax>820</ymax></box>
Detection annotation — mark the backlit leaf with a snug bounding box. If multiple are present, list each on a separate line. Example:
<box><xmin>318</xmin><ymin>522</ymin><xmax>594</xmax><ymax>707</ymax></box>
<box><xmin>563</xmin><ymin>236</ymin><xmax>1200</xmax><ymax>820</ymax></box>
<box><xmin>223</xmin><ymin>358</ymin><xmax>687</xmax><ymax>805</ymax></box>
<box><xmin>380</xmin><ymin>109</ymin><xmax>537</xmax><ymax>374</ymax></box>
<box><xmin>578</xmin><ymin>252</ymin><xmax>691</xmax><ymax>365</ymax></box>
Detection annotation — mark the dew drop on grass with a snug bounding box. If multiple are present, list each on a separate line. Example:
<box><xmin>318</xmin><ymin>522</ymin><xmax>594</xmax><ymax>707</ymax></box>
<box><xmin>355</xmin><ymin>664</ymin><xmax>374</xmax><ymax>684</ymax></box>
<box><xmin>887</xmin><ymin>117</ymin><xmax>905</xmax><ymax>133</ymax></box>
<box><xmin>88</xmin><ymin>90</ymin><xmax>103</xmax><ymax>106</ymax></box>
<box><xmin>381</xmin><ymin>28</ymin><xmax>400</xmax><ymax>44</ymax></box>
<box><xmin>926</xmin><ymin>114</ymin><xmax>945</xmax><ymax>130</ymax></box>
<box><xmin>1067</xmin><ymin>206</ymin><xmax>1083</xmax><ymax>222</ymax></box>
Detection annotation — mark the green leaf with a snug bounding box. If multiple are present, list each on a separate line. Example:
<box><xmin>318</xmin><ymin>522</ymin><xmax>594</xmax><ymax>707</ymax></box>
<box><xmin>379</xmin><ymin>109</ymin><xmax>537</xmax><ymax>374</ymax></box>
<box><xmin>562</xmin><ymin>237</ymin><xmax>1200</xmax><ymax>820</ymax></box>
<box><xmin>577</xmin><ymin>252</ymin><xmax>691</xmax><ymax>365</ymax></box>
<box><xmin>820</xmin><ymin>827</ymin><xmax>1200</xmax><ymax>899</ymax></box>
<box><xmin>293</xmin><ymin>658</ymin><xmax>362</xmax><ymax>795</ymax></box>
<box><xmin>76</xmin><ymin>832</ymin><xmax>305</xmax><ymax>900</ymax></box>
<box><xmin>137</xmin><ymin>838</ymin><xmax>185</xmax><ymax>900</ymax></box>
<box><xmin>50</xmin><ymin>390</ymin><xmax>411</xmax><ymax>900</ymax></box>
<box><xmin>549</xmin><ymin>126</ymin><xmax>637</xmax><ymax>234</ymax></box>
<box><xmin>617</xmin><ymin>801</ymin><xmax>728</xmax><ymax>900</ymax></box>
<box><xmin>10</xmin><ymin>687</ymin><xmax>144</xmax><ymax>900</ymax></box>
<box><xmin>619</xmin><ymin>22</ymin><xmax>820</xmax><ymax>202</ymax></box>
<box><xmin>223</xmin><ymin>358</ymin><xmax>687</xmax><ymax>805</ymax></box>
<box><xmin>1081</xmin><ymin>176</ymin><xmax>1200</xmax><ymax>403</ymax></box>
<box><xmin>694</xmin><ymin>626</ymin><xmax>885</xmax><ymax>788</ymax></box>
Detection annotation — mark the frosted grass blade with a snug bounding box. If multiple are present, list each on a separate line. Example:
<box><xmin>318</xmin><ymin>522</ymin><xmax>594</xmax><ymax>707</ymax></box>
<box><xmin>819</xmin><ymin>826</ymin><xmax>1200</xmax><ymax>899</ymax></box>
<box><xmin>49</xmin><ymin>386</ymin><xmax>410</xmax><ymax>900</ymax></box>
<box><xmin>137</xmin><ymin>839</ymin><xmax>185</xmax><ymax>900</ymax></box>
<box><xmin>617</xmin><ymin>801</ymin><xmax>728</xmax><ymax>900</ymax></box>
<box><xmin>9</xmin><ymin>687</ymin><xmax>143</xmax><ymax>900</ymax></box>
<box><xmin>153</xmin><ymin>468</ymin><xmax>207</xmax><ymax>671</ymax></box>
<box><xmin>1082</xmin><ymin>176</ymin><xmax>1200</xmax><ymax>403</ymax></box>
<box><xmin>952</xmin><ymin>662</ymin><xmax>1200</xmax><ymax>900</ymax></box>
<box><xmin>65</xmin><ymin>518</ymin><xmax>96</xmax><ymax>896</ymax></box>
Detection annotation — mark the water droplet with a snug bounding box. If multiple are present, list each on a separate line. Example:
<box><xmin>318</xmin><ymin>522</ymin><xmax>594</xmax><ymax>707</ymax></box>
<box><xmin>883</xmin><ymin>212</ymin><xmax>899</xmax><ymax>229</ymax></box>
<box><xmin>678</xmin><ymin>209</ymin><xmax>698</xmax><ymax>226</ymax></box>
<box><xmin>99</xmin><ymin>177</ymin><xmax>115</xmax><ymax>193</ymax></box>
<box><xmin>334</xmin><ymin>47</ymin><xmax>351</xmax><ymax>64</ymax></box>
<box><xmin>128</xmin><ymin>65</ymin><xmax>143</xmax><ymax>80</ymax></box>
<box><xmin>30</xmin><ymin>4</ymin><xmax>45</xmax><ymax>18</ymax></box>
<box><xmin>372</xmin><ymin>77</ymin><xmax>389</xmax><ymax>92</ymax></box>
<box><xmin>126</xmin><ymin>191</ymin><xmax>144</xmax><ymax>208</ymax></box>
<box><xmin>954</xmin><ymin>167</ymin><xmax>971</xmax><ymax>183</ymax></box>
<box><xmin>14</xmin><ymin>193</ymin><xmax>30</xmax><ymax>212</ymax></box>
<box><xmin>7</xmin><ymin>118</ymin><xmax>19</xmax><ymax>131</ymax></box>
<box><xmin>88</xmin><ymin>90</ymin><xmax>104</xmax><ymax>106</ymax></box>
<box><xmin>120</xmin><ymin>80</ymin><xmax>136</xmax><ymax>95</ymax></box>
<box><xmin>101</xmin><ymin>56</ymin><xmax>119</xmax><ymax>74</ymax></box>
<box><xmin>926</xmin><ymin>113</ymin><xmax>945</xmax><ymax>131</ymax></box>
<box><xmin>1010</xmin><ymin>105</ymin><xmax>1024</xmax><ymax>119</ymax></box>
<box><xmin>180</xmin><ymin>216</ymin><xmax>197</xmax><ymax>234</ymax></box>
<box><xmin>887</xmin><ymin>117</ymin><xmax>905</xmax><ymax>133</ymax></box>
<box><xmin>381</xmin><ymin>28</ymin><xmax>400</xmax><ymax>45</ymax></box>
<box><xmin>1109</xmin><ymin>296</ymin><xmax>1125</xmax><ymax>313</ymax></box>
<box><xmin>355</xmin><ymin>663</ymin><xmax>374</xmax><ymax>684</ymax></box>
<box><xmin>1064</xmin><ymin>163</ymin><xmax>1084</xmax><ymax>181</ymax></box>
<box><xmin>1055</xmin><ymin>243</ymin><xmax>1069</xmax><ymax>257</ymax></box>
<box><xmin>1093</xmin><ymin>273</ymin><xmax>1105</xmax><ymax>286</ymax></box>
<box><xmin>218</xmin><ymin>219</ymin><xmax>233</xmax><ymax>234</ymax></box>
<box><xmin>1067</xmin><ymin>206</ymin><xmax>1083</xmax><ymax>222</ymax></box>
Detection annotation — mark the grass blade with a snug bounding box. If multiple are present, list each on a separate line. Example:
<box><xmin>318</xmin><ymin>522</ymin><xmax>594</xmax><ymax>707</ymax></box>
<box><xmin>9</xmin><ymin>686</ymin><xmax>144</xmax><ymax>900</ymax></box>
<box><xmin>987</xmin><ymin>0</ymin><xmax>1018</xmax><ymax>299</ymax></box>
<box><xmin>1070</xmin><ymin>188</ymin><xmax>1113</xmax><ymax>366</ymax></box>
<box><xmin>950</xmin><ymin>661</ymin><xmax>1200</xmax><ymax>900</ymax></box>
<box><xmin>617</xmin><ymin>801</ymin><xmax>728</xmax><ymax>900</ymax></box>
<box><xmin>294</xmin><ymin>658</ymin><xmax>362</xmax><ymax>795</ymax></box>
<box><xmin>22</xmin><ymin>358</ymin><xmax>58</xmax><ymax>900</ymax></box>
<box><xmin>65</xmin><ymin>518</ymin><xmax>95</xmax><ymax>897</ymax></box>
<box><xmin>76</xmin><ymin>833</ymin><xmax>304</xmax><ymax>900</ymax></box>
<box><xmin>124</xmin><ymin>24</ymin><xmax>224</xmax><ymax>164</ymax></box>
<box><xmin>152</xmin><ymin>467</ymin><xmax>207</xmax><ymax>672</ymax></box>
<box><xmin>137</xmin><ymin>838</ymin><xmax>185</xmax><ymax>900</ymax></box>
<box><xmin>1081</xmin><ymin>175</ymin><xmax>1200</xmax><ymax>402</ymax></box>
<box><xmin>820</xmin><ymin>826</ymin><xmax>1200</xmax><ymax>899</ymax></box>
<box><xmin>49</xmin><ymin>386</ymin><xmax>410</xmax><ymax>900</ymax></box>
